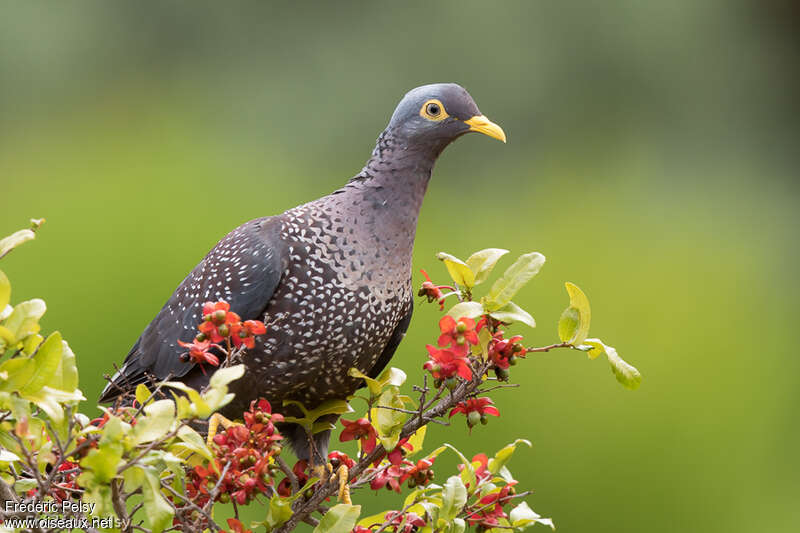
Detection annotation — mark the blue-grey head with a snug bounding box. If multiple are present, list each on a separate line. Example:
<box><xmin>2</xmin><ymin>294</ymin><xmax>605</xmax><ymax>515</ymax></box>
<box><xmin>385</xmin><ymin>83</ymin><xmax>506</xmax><ymax>154</ymax></box>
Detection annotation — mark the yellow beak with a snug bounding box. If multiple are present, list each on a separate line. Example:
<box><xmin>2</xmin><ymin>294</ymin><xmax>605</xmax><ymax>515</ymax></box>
<box><xmin>465</xmin><ymin>115</ymin><xmax>507</xmax><ymax>143</ymax></box>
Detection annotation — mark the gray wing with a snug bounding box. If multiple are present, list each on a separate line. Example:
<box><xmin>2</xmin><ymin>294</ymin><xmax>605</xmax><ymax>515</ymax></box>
<box><xmin>100</xmin><ymin>216</ymin><xmax>285</xmax><ymax>402</ymax></box>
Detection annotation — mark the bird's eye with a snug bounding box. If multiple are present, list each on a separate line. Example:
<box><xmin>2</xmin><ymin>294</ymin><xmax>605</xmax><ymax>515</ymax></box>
<box><xmin>419</xmin><ymin>99</ymin><xmax>448</xmax><ymax>121</ymax></box>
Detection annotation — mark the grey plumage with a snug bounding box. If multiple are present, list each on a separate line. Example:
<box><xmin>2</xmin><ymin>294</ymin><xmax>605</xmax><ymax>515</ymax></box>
<box><xmin>100</xmin><ymin>83</ymin><xmax>505</xmax><ymax>462</ymax></box>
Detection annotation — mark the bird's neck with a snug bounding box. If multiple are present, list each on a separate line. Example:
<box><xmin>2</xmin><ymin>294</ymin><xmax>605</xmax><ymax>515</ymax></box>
<box><xmin>334</xmin><ymin>128</ymin><xmax>438</xmax><ymax>248</ymax></box>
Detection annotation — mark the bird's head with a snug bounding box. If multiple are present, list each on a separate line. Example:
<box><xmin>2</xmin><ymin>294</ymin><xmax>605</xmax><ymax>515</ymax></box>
<box><xmin>386</xmin><ymin>83</ymin><xmax>506</xmax><ymax>155</ymax></box>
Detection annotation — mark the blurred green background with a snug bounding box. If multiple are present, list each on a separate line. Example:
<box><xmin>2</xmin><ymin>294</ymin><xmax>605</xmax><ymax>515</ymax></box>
<box><xmin>1</xmin><ymin>1</ymin><xmax>798</xmax><ymax>532</ymax></box>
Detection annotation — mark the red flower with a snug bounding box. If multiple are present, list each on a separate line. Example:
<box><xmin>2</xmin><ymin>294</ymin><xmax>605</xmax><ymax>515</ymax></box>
<box><xmin>199</xmin><ymin>300</ymin><xmax>241</xmax><ymax>343</ymax></box>
<box><xmin>339</xmin><ymin>418</ymin><xmax>378</xmax><ymax>454</ymax></box>
<box><xmin>277</xmin><ymin>460</ymin><xmax>309</xmax><ymax>497</ymax></box>
<box><xmin>450</xmin><ymin>397</ymin><xmax>500</xmax><ymax>418</ymax></box>
<box><xmin>328</xmin><ymin>451</ymin><xmax>356</xmax><ymax>469</ymax></box>
<box><xmin>385</xmin><ymin>437</ymin><xmax>413</xmax><ymax>466</ymax></box>
<box><xmin>467</xmin><ymin>481</ymin><xmax>518</xmax><ymax>527</ymax></box>
<box><xmin>423</xmin><ymin>345</ymin><xmax>472</xmax><ymax>381</ymax></box>
<box><xmin>418</xmin><ymin>269</ymin><xmax>447</xmax><ymax>310</ymax></box>
<box><xmin>225</xmin><ymin>518</ymin><xmax>253</xmax><ymax>533</ymax></box>
<box><xmin>437</xmin><ymin>316</ymin><xmax>479</xmax><ymax>356</ymax></box>
<box><xmin>177</xmin><ymin>339</ymin><xmax>221</xmax><ymax>370</ymax></box>
<box><xmin>231</xmin><ymin>319</ymin><xmax>267</xmax><ymax>349</ymax></box>
<box><xmin>370</xmin><ymin>464</ymin><xmax>404</xmax><ymax>492</ymax></box>
<box><xmin>399</xmin><ymin>457</ymin><xmax>435</xmax><ymax>487</ymax></box>
<box><xmin>488</xmin><ymin>334</ymin><xmax>527</xmax><ymax>370</ymax></box>
<box><xmin>383</xmin><ymin>511</ymin><xmax>426</xmax><ymax>533</ymax></box>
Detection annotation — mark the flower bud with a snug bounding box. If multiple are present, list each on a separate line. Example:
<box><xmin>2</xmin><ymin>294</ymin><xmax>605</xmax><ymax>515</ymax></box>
<box><xmin>456</xmin><ymin>322</ymin><xmax>467</xmax><ymax>333</ymax></box>
<box><xmin>467</xmin><ymin>411</ymin><xmax>481</xmax><ymax>427</ymax></box>
<box><xmin>218</xmin><ymin>324</ymin><xmax>230</xmax><ymax>337</ymax></box>
<box><xmin>213</xmin><ymin>309</ymin><xmax>227</xmax><ymax>324</ymax></box>
<box><xmin>495</xmin><ymin>367</ymin><xmax>510</xmax><ymax>381</ymax></box>
<box><xmin>480</xmin><ymin>415</ymin><xmax>488</xmax><ymax>425</ymax></box>
<box><xmin>445</xmin><ymin>377</ymin><xmax>457</xmax><ymax>391</ymax></box>
<box><xmin>508</xmin><ymin>355</ymin><xmax>517</xmax><ymax>366</ymax></box>
<box><xmin>456</xmin><ymin>335</ymin><xmax>465</xmax><ymax>345</ymax></box>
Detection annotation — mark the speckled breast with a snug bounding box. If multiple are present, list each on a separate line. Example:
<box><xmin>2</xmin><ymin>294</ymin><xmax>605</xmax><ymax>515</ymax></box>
<box><xmin>236</xmin><ymin>197</ymin><xmax>413</xmax><ymax>409</ymax></box>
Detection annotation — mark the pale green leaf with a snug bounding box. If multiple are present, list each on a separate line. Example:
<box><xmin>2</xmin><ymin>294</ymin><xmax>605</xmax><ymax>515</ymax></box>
<box><xmin>451</xmin><ymin>517</ymin><xmax>466</xmax><ymax>533</ymax></box>
<box><xmin>349</xmin><ymin>366</ymin><xmax>406</xmax><ymax>397</ymax></box>
<box><xmin>0</xmin><ymin>229</ymin><xmax>36</xmax><ymax>258</ymax></box>
<box><xmin>447</xmin><ymin>301</ymin><xmax>485</xmax><ymax>320</ymax></box>
<box><xmin>124</xmin><ymin>466</ymin><xmax>173</xmax><ymax>533</ymax></box>
<box><xmin>133</xmin><ymin>399</ymin><xmax>175</xmax><ymax>444</ymax></box>
<box><xmin>0</xmin><ymin>357</ymin><xmax>36</xmax><ymax>393</ymax></box>
<box><xmin>209</xmin><ymin>364</ymin><xmax>245</xmax><ymax>388</ymax></box>
<box><xmin>485</xmin><ymin>253</ymin><xmax>545</xmax><ymax>310</ymax></box>
<box><xmin>443</xmin><ymin>444</ymin><xmax>476</xmax><ymax>491</ymax></box>
<box><xmin>488</xmin><ymin>439</ymin><xmax>531</xmax><ymax>475</ymax></box>
<box><xmin>509</xmin><ymin>501</ymin><xmax>555</xmax><ymax>530</ymax></box>
<box><xmin>135</xmin><ymin>383</ymin><xmax>151</xmax><ymax>407</ymax></box>
<box><xmin>21</xmin><ymin>332</ymin><xmax>62</xmax><ymax>396</ymax></box>
<box><xmin>57</xmin><ymin>340</ymin><xmax>79</xmax><ymax>392</ymax></box>
<box><xmin>437</xmin><ymin>252</ymin><xmax>476</xmax><ymax>288</ymax></box>
<box><xmin>2</xmin><ymin>299</ymin><xmax>46</xmax><ymax>343</ymax></box>
<box><xmin>489</xmin><ymin>301</ymin><xmax>536</xmax><ymax>328</ymax></box>
<box><xmin>584</xmin><ymin>338</ymin><xmax>641</xmax><ymax>390</ymax></box>
<box><xmin>358</xmin><ymin>511</ymin><xmax>391</xmax><ymax>529</ymax></box>
<box><xmin>557</xmin><ymin>282</ymin><xmax>591</xmax><ymax>345</ymax></box>
<box><xmin>466</xmin><ymin>248</ymin><xmax>509</xmax><ymax>285</ymax></box>
<box><xmin>372</xmin><ymin>386</ymin><xmax>406</xmax><ymax>451</ymax></box>
<box><xmin>405</xmin><ymin>425</ymin><xmax>427</xmax><ymax>457</ymax></box>
<box><xmin>440</xmin><ymin>475</ymin><xmax>468</xmax><ymax>522</ymax></box>
<box><xmin>313</xmin><ymin>503</ymin><xmax>361</xmax><ymax>533</ymax></box>
<box><xmin>0</xmin><ymin>270</ymin><xmax>9</xmax><ymax>310</ymax></box>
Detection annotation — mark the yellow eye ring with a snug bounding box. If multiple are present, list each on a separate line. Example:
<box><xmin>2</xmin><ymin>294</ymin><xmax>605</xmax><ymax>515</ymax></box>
<box><xmin>419</xmin><ymin>99</ymin><xmax>449</xmax><ymax>121</ymax></box>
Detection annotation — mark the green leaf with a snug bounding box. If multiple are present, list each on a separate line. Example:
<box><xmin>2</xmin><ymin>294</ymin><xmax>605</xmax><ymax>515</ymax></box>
<box><xmin>440</xmin><ymin>475</ymin><xmax>468</xmax><ymax>523</ymax></box>
<box><xmin>451</xmin><ymin>517</ymin><xmax>466</xmax><ymax>533</ymax></box>
<box><xmin>466</xmin><ymin>248</ymin><xmax>509</xmax><ymax>285</ymax></box>
<box><xmin>56</xmin><ymin>340</ymin><xmax>79</xmax><ymax>392</ymax></box>
<box><xmin>485</xmin><ymin>253</ymin><xmax>545</xmax><ymax>310</ymax></box>
<box><xmin>0</xmin><ymin>229</ymin><xmax>36</xmax><ymax>258</ymax></box>
<box><xmin>209</xmin><ymin>364</ymin><xmax>245</xmax><ymax>388</ymax></box>
<box><xmin>358</xmin><ymin>511</ymin><xmax>391</xmax><ymax>529</ymax></box>
<box><xmin>123</xmin><ymin>466</ymin><xmax>173</xmax><ymax>533</ymax></box>
<box><xmin>557</xmin><ymin>282</ymin><xmax>591</xmax><ymax>345</ymax></box>
<box><xmin>488</xmin><ymin>439</ymin><xmax>531</xmax><ymax>475</ymax></box>
<box><xmin>283</xmin><ymin>398</ymin><xmax>354</xmax><ymax>432</ymax></box>
<box><xmin>437</xmin><ymin>252</ymin><xmax>476</xmax><ymax>288</ymax></box>
<box><xmin>2</xmin><ymin>299</ymin><xmax>46</xmax><ymax>344</ymax></box>
<box><xmin>405</xmin><ymin>425</ymin><xmax>427</xmax><ymax>457</ymax></box>
<box><xmin>133</xmin><ymin>399</ymin><xmax>175</xmax><ymax>444</ymax></box>
<box><xmin>21</xmin><ymin>332</ymin><xmax>62</xmax><ymax>396</ymax></box>
<box><xmin>0</xmin><ymin>357</ymin><xmax>36</xmax><ymax>393</ymax></box>
<box><xmin>489</xmin><ymin>301</ymin><xmax>536</xmax><ymax>328</ymax></box>
<box><xmin>443</xmin><ymin>444</ymin><xmax>476</xmax><ymax>491</ymax></box>
<box><xmin>372</xmin><ymin>386</ymin><xmax>406</xmax><ymax>451</ymax></box>
<box><xmin>447</xmin><ymin>301</ymin><xmax>485</xmax><ymax>321</ymax></box>
<box><xmin>584</xmin><ymin>338</ymin><xmax>641</xmax><ymax>390</ymax></box>
<box><xmin>80</xmin><ymin>442</ymin><xmax>123</xmax><ymax>485</ymax></box>
<box><xmin>135</xmin><ymin>383</ymin><xmax>151</xmax><ymax>407</ymax></box>
<box><xmin>509</xmin><ymin>501</ymin><xmax>555</xmax><ymax>530</ymax></box>
<box><xmin>348</xmin><ymin>367</ymin><xmax>407</xmax><ymax>397</ymax></box>
<box><xmin>0</xmin><ymin>269</ymin><xmax>9</xmax><ymax>310</ymax></box>
<box><xmin>259</xmin><ymin>493</ymin><xmax>294</xmax><ymax>530</ymax></box>
<box><xmin>313</xmin><ymin>503</ymin><xmax>361</xmax><ymax>533</ymax></box>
